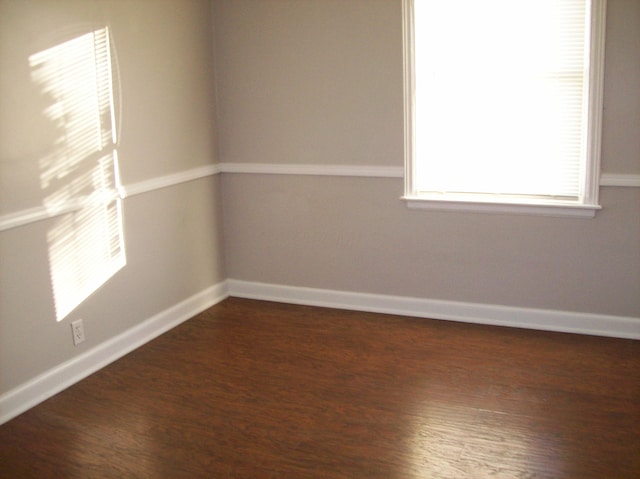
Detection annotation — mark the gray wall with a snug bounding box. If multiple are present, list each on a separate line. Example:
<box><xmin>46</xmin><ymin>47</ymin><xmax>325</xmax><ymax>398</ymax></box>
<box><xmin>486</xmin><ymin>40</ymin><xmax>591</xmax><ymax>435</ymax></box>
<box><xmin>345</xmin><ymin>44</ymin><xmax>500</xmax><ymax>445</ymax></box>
<box><xmin>1</xmin><ymin>0</ymin><xmax>638</xmax><ymax>408</ymax></box>
<box><xmin>0</xmin><ymin>0</ymin><xmax>225</xmax><ymax>394</ymax></box>
<box><xmin>215</xmin><ymin>0</ymin><xmax>640</xmax><ymax>318</ymax></box>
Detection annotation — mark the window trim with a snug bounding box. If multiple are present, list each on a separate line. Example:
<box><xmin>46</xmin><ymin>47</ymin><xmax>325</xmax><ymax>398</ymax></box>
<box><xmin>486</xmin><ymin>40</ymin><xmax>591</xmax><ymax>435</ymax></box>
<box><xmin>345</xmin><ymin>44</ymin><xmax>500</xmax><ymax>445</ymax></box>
<box><xmin>401</xmin><ymin>0</ymin><xmax>607</xmax><ymax>218</ymax></box>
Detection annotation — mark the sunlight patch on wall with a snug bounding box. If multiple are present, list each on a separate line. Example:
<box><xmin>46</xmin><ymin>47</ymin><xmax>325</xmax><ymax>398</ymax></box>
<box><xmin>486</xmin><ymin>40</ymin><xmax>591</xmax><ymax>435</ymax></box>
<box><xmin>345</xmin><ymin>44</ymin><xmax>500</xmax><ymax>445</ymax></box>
<box><xmin>29</xmin><ymin>27</ymin><xmax>126</xmax><ymax>322</ymax></box>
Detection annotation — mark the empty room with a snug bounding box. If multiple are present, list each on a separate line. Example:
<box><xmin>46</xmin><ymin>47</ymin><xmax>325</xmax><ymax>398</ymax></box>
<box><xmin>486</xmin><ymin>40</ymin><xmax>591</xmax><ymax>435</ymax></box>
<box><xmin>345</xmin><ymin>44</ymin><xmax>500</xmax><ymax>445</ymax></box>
<box><xmin>0</xmin><ymin>0</ymin><xmax>638</xmax><ymax>477</ymax></box>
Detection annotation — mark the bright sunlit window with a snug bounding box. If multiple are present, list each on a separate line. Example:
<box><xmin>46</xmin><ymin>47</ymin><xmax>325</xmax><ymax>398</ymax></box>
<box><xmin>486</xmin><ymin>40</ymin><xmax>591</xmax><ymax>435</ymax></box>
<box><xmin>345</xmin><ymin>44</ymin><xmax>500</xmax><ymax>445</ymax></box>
<box><xmin>402</xmin><ymin>0</ymin><xmax>606</xmax><ymax>217</ymax></box>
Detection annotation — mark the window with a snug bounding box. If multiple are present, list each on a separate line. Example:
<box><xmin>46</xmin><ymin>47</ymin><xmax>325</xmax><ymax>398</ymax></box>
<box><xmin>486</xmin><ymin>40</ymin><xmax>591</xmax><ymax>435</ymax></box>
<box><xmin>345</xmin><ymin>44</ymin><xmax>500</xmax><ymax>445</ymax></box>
<box><xmin>402</xmin><ymin>0</ymin><xmax>606</xmax><ymax>217</ymax></box>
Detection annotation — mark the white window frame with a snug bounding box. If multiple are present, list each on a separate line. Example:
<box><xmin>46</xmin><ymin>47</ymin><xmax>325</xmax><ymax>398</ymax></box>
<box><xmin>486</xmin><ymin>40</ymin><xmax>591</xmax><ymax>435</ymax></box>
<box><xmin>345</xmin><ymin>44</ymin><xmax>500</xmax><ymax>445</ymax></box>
<box><xmin>402</xmin><ymin>0</ymin><xmax>607</xmax><ymax>218</ymax></box>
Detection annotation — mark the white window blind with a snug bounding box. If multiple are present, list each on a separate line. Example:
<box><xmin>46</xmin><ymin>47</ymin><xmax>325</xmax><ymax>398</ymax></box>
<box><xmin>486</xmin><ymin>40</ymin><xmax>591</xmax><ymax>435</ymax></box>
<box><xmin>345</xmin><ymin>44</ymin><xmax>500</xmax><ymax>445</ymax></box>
<box><xmin>404</xmin><ymin>0</ymin><xmax>605</xmax><ymax>215</ymax></box>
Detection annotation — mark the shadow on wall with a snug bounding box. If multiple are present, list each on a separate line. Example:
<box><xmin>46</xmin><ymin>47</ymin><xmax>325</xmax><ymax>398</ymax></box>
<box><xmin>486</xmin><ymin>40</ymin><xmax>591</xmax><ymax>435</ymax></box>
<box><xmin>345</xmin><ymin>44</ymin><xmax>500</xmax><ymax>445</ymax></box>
<box><xmin>29</xmin><ymin>27</ymin><xmax>126</xmax><ymax>322</ymax></box>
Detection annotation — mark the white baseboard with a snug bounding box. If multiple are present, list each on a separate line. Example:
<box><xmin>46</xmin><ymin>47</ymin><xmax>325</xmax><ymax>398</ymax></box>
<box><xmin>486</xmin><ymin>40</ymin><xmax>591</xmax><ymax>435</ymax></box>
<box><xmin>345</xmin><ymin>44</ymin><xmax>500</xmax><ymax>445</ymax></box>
<box><xmin>227</xmin><ymin>279</ymin><xmax>640</xmax><ymax>340</ymax></box>
<box><xmin>3</xmin><ymin>278</ymin><xmax>637</xmax><ymax>425</ymax></box>
<box><xmin>0</xmin><ymin>281</ymin><xmax>228</xmax><ymax>426</ymax></box>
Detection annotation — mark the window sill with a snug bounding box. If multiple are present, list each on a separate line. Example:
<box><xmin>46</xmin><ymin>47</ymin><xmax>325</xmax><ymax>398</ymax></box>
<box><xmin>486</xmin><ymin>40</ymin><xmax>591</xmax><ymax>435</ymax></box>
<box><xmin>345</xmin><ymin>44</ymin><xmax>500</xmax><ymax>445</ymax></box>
<box><xmin>402</xmin><ymin>195</ymin><xmax>601</xmax><ymax>218</ymax></box>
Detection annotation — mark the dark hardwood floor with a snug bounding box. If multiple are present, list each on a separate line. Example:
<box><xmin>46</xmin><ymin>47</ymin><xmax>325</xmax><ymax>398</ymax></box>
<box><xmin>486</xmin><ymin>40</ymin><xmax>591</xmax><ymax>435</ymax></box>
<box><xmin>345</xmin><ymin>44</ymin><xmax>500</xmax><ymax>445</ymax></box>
<box><xmin>1</xmin><ymin>298</ymin><xmax>638</xmax><ymax>478</ymax></box>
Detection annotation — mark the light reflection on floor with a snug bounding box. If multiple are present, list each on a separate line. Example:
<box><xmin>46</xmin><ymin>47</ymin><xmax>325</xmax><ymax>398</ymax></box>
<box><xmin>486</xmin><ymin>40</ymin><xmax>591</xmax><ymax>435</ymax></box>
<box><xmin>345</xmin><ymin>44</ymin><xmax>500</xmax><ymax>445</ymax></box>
<box><xmin>404</xmin><ymin>396</ymin><xmax>564</xmax><ymax>478</ymax></box>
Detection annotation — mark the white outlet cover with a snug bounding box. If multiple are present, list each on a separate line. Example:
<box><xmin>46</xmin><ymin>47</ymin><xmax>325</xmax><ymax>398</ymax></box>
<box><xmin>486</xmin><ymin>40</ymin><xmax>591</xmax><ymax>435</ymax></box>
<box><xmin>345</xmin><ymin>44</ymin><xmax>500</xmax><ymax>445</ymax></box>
<box><xmin>71</xmin><ymin>319</ymin><xmax>85</xmax><ymax>346</ymax></box>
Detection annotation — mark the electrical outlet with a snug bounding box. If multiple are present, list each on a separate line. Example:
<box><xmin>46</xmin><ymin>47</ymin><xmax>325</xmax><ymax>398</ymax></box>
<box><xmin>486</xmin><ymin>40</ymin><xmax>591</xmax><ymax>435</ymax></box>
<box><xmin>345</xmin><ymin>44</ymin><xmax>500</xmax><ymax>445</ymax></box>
<box><xmin>71</xmin><ymin>319</ymin><xmax>85</xmax><ymax>346</ymax></box>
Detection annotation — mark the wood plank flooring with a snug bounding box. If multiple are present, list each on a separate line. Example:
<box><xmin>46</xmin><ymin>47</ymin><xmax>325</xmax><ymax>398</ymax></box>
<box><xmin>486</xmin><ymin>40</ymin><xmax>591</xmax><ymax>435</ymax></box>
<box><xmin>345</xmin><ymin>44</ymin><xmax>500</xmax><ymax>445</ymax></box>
<box><xmin>0</xmin><ymin>298</ymin><xmax>638</xmax><ymax>478</ymax></box>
